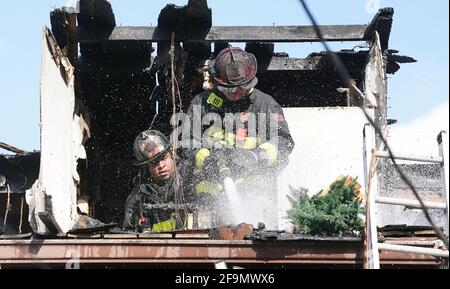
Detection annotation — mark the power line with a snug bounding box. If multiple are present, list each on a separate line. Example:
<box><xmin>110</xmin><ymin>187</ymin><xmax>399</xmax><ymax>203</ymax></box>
<box><xmin>298</xmin><ymin>0</ymin><xmax>448</xmax><ymax>248</ymax></box>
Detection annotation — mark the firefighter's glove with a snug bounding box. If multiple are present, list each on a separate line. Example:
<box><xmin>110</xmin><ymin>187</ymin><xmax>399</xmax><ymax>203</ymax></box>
<box><xmin>195</xmin><ymin>148</ymin><xmax>214</xmax><ymax>171</ymax></box>
<box><xmin>257</xmin><ymin>142</ymin><xmax>278</xmax><ymax>166</ymax></box>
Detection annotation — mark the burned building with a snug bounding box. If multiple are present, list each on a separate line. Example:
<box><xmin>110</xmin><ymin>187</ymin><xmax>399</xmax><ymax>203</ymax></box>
<box><xmin>0</xmin><ymin>0</ymin><xmax>447</xmax><ymax>269</ymax></box>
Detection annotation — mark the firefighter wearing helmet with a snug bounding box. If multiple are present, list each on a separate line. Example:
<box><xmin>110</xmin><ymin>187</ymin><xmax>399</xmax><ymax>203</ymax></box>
<box><xmin>185</xmin><ymin>47</ymin><xmax>295</xmax><ymax>227</ymax></box>
<box><xmin>123</xmin><ymin>130</ymin><xmax>190</xmax><ymax>232</ymax></box>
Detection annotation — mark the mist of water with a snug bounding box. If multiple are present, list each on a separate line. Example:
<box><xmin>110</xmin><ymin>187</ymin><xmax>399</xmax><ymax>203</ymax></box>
<box><xmin>222</xmin><ymin>176</ymin><xmax>278</xmax><ymax>229</ymax></box>
<box><xmin>223</xmin><ymin>177</ymin><xmax>244</xmax><ymax>225</ymax></box>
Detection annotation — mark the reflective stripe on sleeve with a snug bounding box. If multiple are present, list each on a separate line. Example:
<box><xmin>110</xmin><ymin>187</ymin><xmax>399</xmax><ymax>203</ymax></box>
<box><xmin>195</xmin><ymin>148</ymin><xmax>211</xmax><ymax>170</ymax></box>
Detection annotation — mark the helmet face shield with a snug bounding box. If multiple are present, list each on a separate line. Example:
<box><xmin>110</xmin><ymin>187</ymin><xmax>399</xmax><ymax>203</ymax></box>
<box><xmin>217</xmin><ymin>86</ymin><xmax>239</xmax><ymax>94</ymax></box>
<box><xmin>133</xmin><ymin>130</ymin><xmax>171</xmax><ymax>166</ymax></box>
<box><xmin>217</xmin><ymin>77</ymin><xmax>258</xmax><ymax>94</ymax></box>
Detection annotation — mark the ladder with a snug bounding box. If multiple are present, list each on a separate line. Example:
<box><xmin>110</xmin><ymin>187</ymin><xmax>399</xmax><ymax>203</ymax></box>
<box><xmin>363</xmin><ymin>125</ymin><xmax>449</xmax><ymax>269</ymax></box>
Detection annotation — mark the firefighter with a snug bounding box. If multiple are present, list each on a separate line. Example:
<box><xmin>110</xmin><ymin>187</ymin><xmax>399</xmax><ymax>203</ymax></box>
<box><xmin>185</xmin><ymin>47</ymin><xmax>295</xmax><ymax>226</ymax></box>
<box><xmin>123</xmin><ymin>130</ymin><xmax>189</xmax><ymax>232</ymax></box>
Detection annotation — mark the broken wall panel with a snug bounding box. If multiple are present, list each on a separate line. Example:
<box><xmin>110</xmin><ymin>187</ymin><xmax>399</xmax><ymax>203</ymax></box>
<box><xmin>364</xmin><ymin>31</ymin><xmax>388</xmax><ymax>153</ymax></box>
<box><xmin>28</xmin><ymin>28</ymin><xmax>86</xmax><ymax>234</ymax></box>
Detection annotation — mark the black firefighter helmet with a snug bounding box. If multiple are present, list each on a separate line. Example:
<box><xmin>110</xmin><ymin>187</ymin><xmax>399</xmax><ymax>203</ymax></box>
<box><xmin>133</xmin><ymin>130</ymin><xmax>171</xmax><ymax>166</ymax></box>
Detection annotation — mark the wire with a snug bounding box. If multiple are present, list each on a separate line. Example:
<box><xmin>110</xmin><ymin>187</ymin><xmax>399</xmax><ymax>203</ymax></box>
<box><xmin>298</xmin><ymin>0</ymin><xmax>448</xmax><ymax>249</ymax></box>
<box><xmin>148</xmin><ymin>101</ymin><xmax>159</xmax><ymax>131</ymax></box>
<box><xmin>3</xmin><ymin>184</ymin><xmax>11</xmax><ymax>231</ymax></box>
<box><xmin>169</xmin><ymin>32</ymin><xmax>188</xmax><ymax>227</ymax></box>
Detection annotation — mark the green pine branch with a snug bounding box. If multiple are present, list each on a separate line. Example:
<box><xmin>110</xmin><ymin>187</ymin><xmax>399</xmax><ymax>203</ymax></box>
<box><xmin>287</xmin><ymin>176</ymin><xmax>365</xmax><ymax>236</ymax></box>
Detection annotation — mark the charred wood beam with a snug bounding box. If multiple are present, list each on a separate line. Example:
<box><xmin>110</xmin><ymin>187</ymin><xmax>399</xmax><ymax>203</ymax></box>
<box><xmin>77</xmin><ymin>0</ymin><xmax>116</xmax><ymax>32</ymax></box>
<box><xmin>50</xmin><ymin>9</ymin><xmax>70</xmax><ymax>51</ymax></box>
<box><xmin>264</xmin><ymin>53</ymin><xmax>367</xmax><ymax>72</ymax></box>
<box><xmin>78</xmin><ymin>25</ymin><xmax>369</xmax><ymax>43</ymax></box>
<box><xmin>364</xmin><ymin>7</ymin><xmax>394</xmax><ymax>50</ymax></box>
<box><xmin>78</xmin><ymin>0</ymin><xmax>116</xmax><ymax>59</ymax></box>
<box><xmin>385</xmin><ymin>49</ymin><xmax>417</xmax><ymax>75</ymax></box>
<box><xmin>158</xmin><ymin>1</ymin><xmax>212</xmax><ymax>36</ymax></box>
<box><xmin>50</xmin><ymin>9</ymin><xmax>78</xmax><ymax>65</ymax></box>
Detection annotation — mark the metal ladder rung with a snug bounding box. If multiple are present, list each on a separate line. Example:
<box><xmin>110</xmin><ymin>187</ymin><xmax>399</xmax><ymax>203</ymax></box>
<box><xmin>378</xmin><ymin>243</ymin><xmax>449</xmax><ymax>258</ymax></box>
<box><xmin>376</xmin><ymin>196</ymin><xmax>447</xmax><ymax>210</ymax></box>
<box><xmin>375</xmin><ymin>150</ymin><xmax>443</xmax><ymax>164</ymax></box>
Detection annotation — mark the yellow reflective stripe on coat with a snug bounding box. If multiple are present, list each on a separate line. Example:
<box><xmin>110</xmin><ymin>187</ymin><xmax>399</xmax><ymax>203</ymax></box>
<box><xmin>195</xmin><ymin>148</ymin><xmax>211</xmax><ymax>170</ymax></box>
<box><xmin>152</xmin><ymin>215</ymin><xmax>177</xmax><ymax>232</ymax></box>
<box><xmin>196</xmin><ymin>181</ymin><xmax>223</xmax><ymax>195</ymax></box>
<box><xmin>259</xmin><ymin>142</ymin><xmax>278</xmax><ymax>166</ymax></box>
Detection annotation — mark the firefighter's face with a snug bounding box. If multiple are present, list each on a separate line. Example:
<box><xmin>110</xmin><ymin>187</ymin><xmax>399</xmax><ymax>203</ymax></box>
<box><xmin>148</xmin><ymin>152</ymin><xmax>175</xmax><ymax>182</ymax></box>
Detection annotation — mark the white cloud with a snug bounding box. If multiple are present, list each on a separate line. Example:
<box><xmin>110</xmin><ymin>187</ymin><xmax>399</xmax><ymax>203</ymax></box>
<box><xmin>388</xmin><ymin>101</ymin><xmax>449</xmax><ymax>159</ymax></box>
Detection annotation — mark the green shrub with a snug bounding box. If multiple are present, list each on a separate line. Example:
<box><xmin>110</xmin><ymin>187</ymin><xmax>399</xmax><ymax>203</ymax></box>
<box><xmin>287</xmin><ymin>176</ymin><xmax>365</xmax><ymax>236</ymax></box>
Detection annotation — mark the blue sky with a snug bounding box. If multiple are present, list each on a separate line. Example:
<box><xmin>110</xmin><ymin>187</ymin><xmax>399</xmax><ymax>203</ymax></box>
<box><xmin>0</xmin><ymin>0</ymin><xmax>449</xmax><ymax>153</ymax></box>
